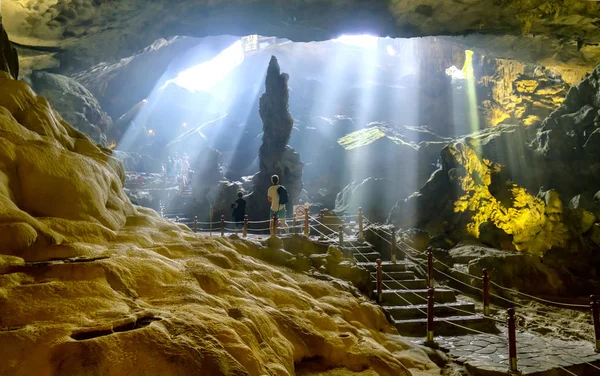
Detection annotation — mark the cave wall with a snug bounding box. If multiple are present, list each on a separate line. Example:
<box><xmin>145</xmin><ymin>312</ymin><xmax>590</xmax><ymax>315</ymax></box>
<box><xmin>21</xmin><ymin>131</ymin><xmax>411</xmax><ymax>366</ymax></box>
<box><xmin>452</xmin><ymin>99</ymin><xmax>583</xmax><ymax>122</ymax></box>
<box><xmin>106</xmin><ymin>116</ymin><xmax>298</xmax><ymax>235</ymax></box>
<box><xmin>0</xmin><ymin>24</ymin><xmax>18</xmax><ymax>79</ymax></box>
<box><xmin>25</xmin><ymin>71</ymin><xmax>113</xmax><ymax>146</ymax></box>
<box><xmin>6</xmin><ymin>0</ymin><xmax>600</xmax><ymax>76</ymax></box>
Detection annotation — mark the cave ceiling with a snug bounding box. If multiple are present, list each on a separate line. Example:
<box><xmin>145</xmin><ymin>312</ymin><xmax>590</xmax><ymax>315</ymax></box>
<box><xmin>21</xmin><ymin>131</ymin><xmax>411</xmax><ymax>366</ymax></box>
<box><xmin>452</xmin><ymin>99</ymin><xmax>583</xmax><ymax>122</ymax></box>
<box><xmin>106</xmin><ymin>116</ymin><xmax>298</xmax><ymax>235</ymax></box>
<box><xmin>3</xmin><ymin>0</ymin><xmax>600</xmax><ymax>75</ymax></box>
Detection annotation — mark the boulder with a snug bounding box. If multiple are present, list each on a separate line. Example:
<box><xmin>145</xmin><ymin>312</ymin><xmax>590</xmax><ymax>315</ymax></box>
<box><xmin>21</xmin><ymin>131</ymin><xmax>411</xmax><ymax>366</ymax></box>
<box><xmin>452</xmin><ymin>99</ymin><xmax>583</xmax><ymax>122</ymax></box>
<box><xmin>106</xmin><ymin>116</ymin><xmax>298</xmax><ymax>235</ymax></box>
<box><xmin>401</xmin><ymin>228</ymin><xmax>431</xmax><ymax>253</ymax></box>
<box><xmin>429</xmin><ymin>234</ymin><xmax>456</xmax><ymax>250</ymax></box>
<box><xmin>388</xmin><ymin>168</ymin><xmax>455</xmax><ymax>234</ymax></box>
<box><xmin>282</xmin><ymin>234</ymin><xmax>328</xmax><ymax>256</ymax></box>
<box><xmin>211</xmin><ymin>180</ymin><xmax>246</xmax><ymax>223</ymax></box>
<box><xmin>567</xmin><ymin>194</ymin><xmax>598</xmax><ymax>234</ymax></box>
<box><xmin>459</xmin><ymin>245</ymin><xmax>600</xmax><ymax>297</ymax></box>
<box><xmin>478</xmin><ymin>221</ymin><xmax>515</xmax><ymax>251</ymax></box>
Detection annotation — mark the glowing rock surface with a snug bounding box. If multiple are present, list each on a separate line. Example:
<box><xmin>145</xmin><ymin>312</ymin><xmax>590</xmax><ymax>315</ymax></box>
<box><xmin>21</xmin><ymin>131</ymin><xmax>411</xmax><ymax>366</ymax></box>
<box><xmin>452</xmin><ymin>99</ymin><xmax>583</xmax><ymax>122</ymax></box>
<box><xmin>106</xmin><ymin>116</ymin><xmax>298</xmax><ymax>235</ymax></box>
<box><xmin>448</xmin><ymin>140</ymin><xmax>569</xmax><ymax>255</ymax></box>
<box><xmin>0</xmin><ymin>72</ymin><xmax>437</xmax><ymax>375</ymax></box>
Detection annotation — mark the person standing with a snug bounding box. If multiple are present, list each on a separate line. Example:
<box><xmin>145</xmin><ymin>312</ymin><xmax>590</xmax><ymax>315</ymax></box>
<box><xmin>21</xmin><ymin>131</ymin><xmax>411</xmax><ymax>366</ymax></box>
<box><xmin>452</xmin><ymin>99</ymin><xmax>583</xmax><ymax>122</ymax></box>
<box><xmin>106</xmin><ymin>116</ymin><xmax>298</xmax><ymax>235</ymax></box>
<box><xmin>231</xmin><ymin>192</ymin><xmax>246</xmax><ymax>228</ymax></box>
<box><xmin>267</xmin><ymin>174</ymin><xmax>289</xmax><ymax>235</ymax></box>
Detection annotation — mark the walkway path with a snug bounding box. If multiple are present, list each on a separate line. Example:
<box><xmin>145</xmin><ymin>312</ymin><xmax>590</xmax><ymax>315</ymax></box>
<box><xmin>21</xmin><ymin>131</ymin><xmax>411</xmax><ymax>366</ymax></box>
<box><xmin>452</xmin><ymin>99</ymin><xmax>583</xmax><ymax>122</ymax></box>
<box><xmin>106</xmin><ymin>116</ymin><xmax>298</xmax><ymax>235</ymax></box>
<box><xmin>163</xmin><ymin>212</ymin><xmax>600</xmax><ymax>375</ymax></box>
<box><xmin>414</xmin><ymin>329</ymin><xmax>600</xmax><ymax>375</ymax></box>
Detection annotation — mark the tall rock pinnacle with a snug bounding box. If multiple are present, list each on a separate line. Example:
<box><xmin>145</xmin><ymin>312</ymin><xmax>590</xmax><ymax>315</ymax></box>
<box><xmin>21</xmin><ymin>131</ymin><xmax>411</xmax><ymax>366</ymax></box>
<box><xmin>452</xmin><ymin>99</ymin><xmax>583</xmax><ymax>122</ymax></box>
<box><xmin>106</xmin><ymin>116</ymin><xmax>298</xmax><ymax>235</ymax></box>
<box><xmin>247</xmin><ymin>56</ymin><xmax>303</xmax><ymax>220</ymax></box>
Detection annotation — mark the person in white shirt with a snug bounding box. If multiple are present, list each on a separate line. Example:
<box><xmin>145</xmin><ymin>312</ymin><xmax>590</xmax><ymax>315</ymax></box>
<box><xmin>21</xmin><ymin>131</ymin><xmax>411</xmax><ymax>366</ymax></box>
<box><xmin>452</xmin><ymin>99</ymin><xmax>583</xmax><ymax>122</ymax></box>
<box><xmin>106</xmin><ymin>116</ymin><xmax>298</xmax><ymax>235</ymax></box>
<box><xmin>267</xmin><ymin>174</ymin><xmax>289</xmax><ymax>235</ymax></box>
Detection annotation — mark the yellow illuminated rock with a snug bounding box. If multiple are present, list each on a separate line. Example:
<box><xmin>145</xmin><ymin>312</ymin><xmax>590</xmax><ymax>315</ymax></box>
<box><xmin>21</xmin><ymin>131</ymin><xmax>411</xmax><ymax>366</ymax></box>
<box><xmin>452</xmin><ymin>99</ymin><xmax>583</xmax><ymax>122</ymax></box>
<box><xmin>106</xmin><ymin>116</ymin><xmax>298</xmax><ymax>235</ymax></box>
<box><xmin>0</xmin><ymin>72</ymin><xmax>439</xmax><ymax>375</ymax></box>
<box><xmin>448</xmin><ymin>140</ymin><xmax>569</xmax><ymax>255</ymax></box>
<box><xmin>514</xmin><ymin>80</ymin><xmax>539</xmax><ymax>94</ymax></box>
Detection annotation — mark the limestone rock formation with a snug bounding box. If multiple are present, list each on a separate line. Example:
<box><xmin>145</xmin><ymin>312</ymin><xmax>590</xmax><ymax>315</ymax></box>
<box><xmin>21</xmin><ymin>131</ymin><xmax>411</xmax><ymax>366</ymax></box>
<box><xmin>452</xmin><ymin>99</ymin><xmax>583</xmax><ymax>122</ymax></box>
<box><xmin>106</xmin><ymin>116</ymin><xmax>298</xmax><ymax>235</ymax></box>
<box><xmin>74</xmin><ymin>36</ymin><xmax>237</xmax><ymax>120</ymax></box>
<box><xmin>6</xmin><ymin>0</ymin><xmax>600</xmax><ymax>75</ymax></box>
<box><xmin>25</xmin><ymin>71</ymin><xmax>112</xmax><ymax>145</ymax></box>
<box><xmin>191</xmin><ymin>147</ymin><xmax>225</xmax><ymax>202</ymax></box>
<box><xmin>389</xmin><ymin>138</ymin><xmax>572</xmax><ymax>255</ymax></box>
<box><xmin>335</xmin><ymin>178</ymin><xmax>397</xmax><ymax>224</ymax></box>
<box><xmin>475</xmin><ymin>59</ymin><xmax>570</xmax><ymax>127</ymax></box>
<box><xmin>532</xmin><ymin>65</ymin><xmax>600</xmax><ymax>198</ymax></box>
<box><xmin>185</xmin><ymin>148</ymin><xmax>247</xmax><ymax>222</ymax></box>
<box><xmin>0</xmin><ymin>24</ymin><xmax>18</xmax><ymax>79</ymax></box>
<box><xmin>335</xmin><ymin>124</ymin><xmax>447</xmax><ymax>199</ymax></box>
<box><xmin>247</xmin><ymin>56</ymin><xmax>303</xmax><ymax>219</ymax></box>
<box><xmin>259</xmin><ymin>56</ymin><xmax>294</xmax><ymax>154</ymax></box>
<box><xmin>0</xmin><ymin>49</ymin><xmax>438</xmax><ymax>375</ymax></box>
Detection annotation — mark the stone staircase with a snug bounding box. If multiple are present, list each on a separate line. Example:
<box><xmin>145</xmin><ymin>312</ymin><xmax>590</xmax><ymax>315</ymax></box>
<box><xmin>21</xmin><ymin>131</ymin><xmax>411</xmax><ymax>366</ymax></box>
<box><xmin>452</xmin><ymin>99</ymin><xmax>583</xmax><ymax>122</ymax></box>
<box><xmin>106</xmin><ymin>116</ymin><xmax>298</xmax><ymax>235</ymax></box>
<box><xmin>161</xmin><ymin>186</ymin><xmax>195</xmax><ymax>221</ymax></box>
<box><xmin>346</xmin><ymin>241</ymin><xmax>495</xmax><ymax>337</ymax></box>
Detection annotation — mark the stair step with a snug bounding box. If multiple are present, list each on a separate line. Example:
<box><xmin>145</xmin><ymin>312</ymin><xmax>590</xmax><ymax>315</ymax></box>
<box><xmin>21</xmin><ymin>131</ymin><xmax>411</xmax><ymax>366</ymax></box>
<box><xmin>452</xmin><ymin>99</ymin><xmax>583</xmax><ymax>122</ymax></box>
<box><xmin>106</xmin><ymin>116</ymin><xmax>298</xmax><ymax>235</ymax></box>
<box><xmin>358</xmin><ymin>261</ymin><xmax>408</xmax><ymax>272</ymax></box>
<box><xmin>352</xmin><ymin>252</ymin><xmax>381</xmax><ymax>262</ymax></box>
<box><xmin>394</xmin><ymin>315</ymin><xmax>495</xmax><ymax>336</ymax></box>
<box><xmin>385</xmin><ymin>301</ymin><xmax>476</xmax><ymax>320</ymax></box>
<box><xmin>380</xmin><ymin>279</ymin><xmax>428</xmax><ymax>290</ymax></box>
<box><xmin>371</xmin><ymin>271</ymin><xmax>415</xmax><ymax>281</ymax></box>
<box><xmin>377</xmin><ymin>289</ymin><xmax>456</xmax><ymax>305</ymax></box>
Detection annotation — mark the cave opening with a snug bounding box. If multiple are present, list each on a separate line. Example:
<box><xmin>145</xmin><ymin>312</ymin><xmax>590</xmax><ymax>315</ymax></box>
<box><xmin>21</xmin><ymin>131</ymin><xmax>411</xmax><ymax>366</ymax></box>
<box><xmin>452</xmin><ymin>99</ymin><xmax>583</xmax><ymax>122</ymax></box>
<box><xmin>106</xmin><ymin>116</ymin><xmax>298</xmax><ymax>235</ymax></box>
<box><xmin>94</xmin><ymin>32</ymin><xmax>572</xmax><ymax>229</ymax></box>
<box><xmin>4</xmin><ymin>2</ymin><xmax>600</xmax><ymax>374</ymax></box>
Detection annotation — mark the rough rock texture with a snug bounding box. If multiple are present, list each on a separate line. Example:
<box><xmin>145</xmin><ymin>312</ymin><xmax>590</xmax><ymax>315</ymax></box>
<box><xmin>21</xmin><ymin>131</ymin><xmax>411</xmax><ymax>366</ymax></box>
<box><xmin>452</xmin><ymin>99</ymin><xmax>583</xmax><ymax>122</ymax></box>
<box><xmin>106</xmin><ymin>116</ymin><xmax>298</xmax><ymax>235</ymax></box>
<box><xmin>5</xmin><ymin>0</ymin><xmax>600</xmax><ymax>74</ymax></box>
<box><xmin>0</xmin><ymin>24</ymin><xmax>18</xmax><ymax>79</ymax></box>
<box><xmin>390</xmin><ymin>60</ymin><xmax>600</xmax><ymax>254</ymax></box>
<box><xmin>475</xmin><ymin>59</ymin><xmax>569</xmax><ymax>127</ymax></box>
<box><xmin>389</xmin><ymin>139</ymin><xmax>574</xmax><ymax>255</ymax></box>
<box><xmin>25</xmin><ymin>71</ymin><xmax>112</xmax><ymax>145</ymax></box>
<box><xmin>0</xmin><ymin>65</ymin><xmax>439</xmax><ymax>375</ymax></box>
<box><xmin>247</xmin><ymin>56</ymin><xmax>303</xmax><ymax>220</ymax></box>
<box><xmin>280</xmin><ymin>235</ymin><xmax>371</xmax><ymax>294</ymax></box>
<box><xmin>532</xmin><ymin>65</ymin><xmax>600</xmax><ymax>198</ymax></box>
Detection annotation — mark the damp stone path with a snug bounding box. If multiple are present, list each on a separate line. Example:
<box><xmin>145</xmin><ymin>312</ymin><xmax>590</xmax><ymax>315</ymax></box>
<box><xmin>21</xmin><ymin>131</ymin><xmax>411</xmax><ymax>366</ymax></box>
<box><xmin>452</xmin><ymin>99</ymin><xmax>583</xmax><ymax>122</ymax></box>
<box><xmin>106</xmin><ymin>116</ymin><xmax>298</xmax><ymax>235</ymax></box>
<box><xmin>412</xmin><ymin>328</ymin><xmax>600</xmax><ymax>375</ymax></box>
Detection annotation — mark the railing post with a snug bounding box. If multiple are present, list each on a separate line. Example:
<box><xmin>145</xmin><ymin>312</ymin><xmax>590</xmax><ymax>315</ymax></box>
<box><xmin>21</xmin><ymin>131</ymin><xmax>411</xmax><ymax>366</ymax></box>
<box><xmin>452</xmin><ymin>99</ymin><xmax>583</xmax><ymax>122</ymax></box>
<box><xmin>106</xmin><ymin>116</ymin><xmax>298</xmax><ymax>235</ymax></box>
<box><xmin>358</xmin><ymin>207</ymin><xmax>364</xmax><ymax>242</ymax></box>
<box><xmin>273</xmin><ymin>211</ymin><xmax>279</xmax><ymax>236</ymax></box>
<box><xmin>220</xmin><ymin>215</ymin><xmax>225</xmax><ymax>237</ymax></box>
<box><xmin>376</xmin><ymin>259</ymin><xmax>383</xmax><ymax>303</ymax></box>
<box><xmin>391</xmin><ymin>227</ymin><xmax>397</xmax><ymax>264</ymax></box>
<box><xmin>591</xmin><ymin>295</ymin><xmax>600</xmax><ymax>352</ymax></box>
<box><xmin>193</xmin><ymin>216</ymin><xmax>198</xmax><ymax>232</ymax></box>
<box><xmin>319</xmin><ymin>210</ymin><xmax>324</xmax><ymax>239</ymax></box>
<box><xmin>483</xmin><ymin>269</ymin><xmax>490</xmax><ymax>315</ymax></box>
<box><xmin>427</xmin><ymin>247</ymin><xmax>433</xmax><ymax>288</ymax></box>
<box><xmin>243</xmin><ymin>215</ymin><xmax>248</xmax><ymax>238</ymax></box>
<box><xmin>339</xmin><ymin>225</ymin><xmax>344</xmax><ymax>246</ymax></box>
<box><xmin>292</xmin><ymin>214</ymin><xmax>296</xmax><ymax>235</ymax></box>
<box><xmin>508</xmin><ymin>308</ymin><xmax>518</xmax><ymax>374</ymax></box>
<box><xmin>426</xmin><ymin>287</ymin><xmax>435</xmax><ymax>345</ymax></box>
<box><xmin>304</xmin><ymin>208</ymin><xmax>309</xmax><ymax>236</ymax></box>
